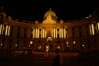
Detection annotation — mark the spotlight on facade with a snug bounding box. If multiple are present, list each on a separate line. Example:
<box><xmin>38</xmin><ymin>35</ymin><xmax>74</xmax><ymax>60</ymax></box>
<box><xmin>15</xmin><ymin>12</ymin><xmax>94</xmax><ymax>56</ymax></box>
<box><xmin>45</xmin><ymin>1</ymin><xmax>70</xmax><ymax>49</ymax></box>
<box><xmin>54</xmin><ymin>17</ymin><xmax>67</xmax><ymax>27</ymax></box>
<box><xmin>30</xmin><ymin>41</ymin><xmax>33</xmax><ymax>44</ymax></box>
<box><xmin>1</xmin><ymin>44</ymin><xmax>3</xmax><ymax>46</ymax></box>
<box><xmin>73</xmin><ymin>41</ymin><xmax>76</xmax><ymax>44</ymax></box>
<box><xmin>66</xmin><ymin>41</ymin><xmax>69</xmax><ymax>44</ymax></box>
<box><xmin>82</xmin><ymin>44</ymin><xmax>84</xmax><ymax>47</ymax></box>
<box><xmin>15</xmin><ymin>44</ymin><xmax>17</xmax><ymax>47</ymax></box>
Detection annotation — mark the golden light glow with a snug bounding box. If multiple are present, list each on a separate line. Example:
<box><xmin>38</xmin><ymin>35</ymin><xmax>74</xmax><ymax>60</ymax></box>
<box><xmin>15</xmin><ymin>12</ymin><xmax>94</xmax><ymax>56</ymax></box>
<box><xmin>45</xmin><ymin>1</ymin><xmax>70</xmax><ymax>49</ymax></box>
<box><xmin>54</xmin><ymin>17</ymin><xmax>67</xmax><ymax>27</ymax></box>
<box><xmin>51</xmin><ymin>29</ymin><xmax>53</xmax><ymax>38</ymax></box>
<box><xmin>67</xmin><ymin>44</ymin><xmax>69</xmax><ymax>47</ymax></box>
<box><xmin>89</xmin><ymin>25</ymin><xmax>92</xmax><ymax>35</ymax></box>
<box><xmin>30</xmin><ymin>41</ymin><xmax>33</xmax><ymax>44</ymax></box>
<box><xmin>38</xmin><ymin>46</ymin><xmax>41</xmax><ymax>50</ymax></box>
<box><xmin>54</xmin><ymin>28</ymin><xmax>55</xmax><ymax>38</ymax></box>
<box><xmin>46</xmin><ymin>45</ymin><xmax>49</xmax><ymax>52</ymax></box>
<box><xmin>56</xmin><ymin>28</ymin><xmax>57</xmax><ymax>38</ymax></box>
<box><xmin>91</xmin><ymin>24</ymin><xmax>95</xmax><ymax>35</ymax></box>
<box><xmin>33</xmin><ymin>29</ymin><xmax>35</xmax><ymax>38</ymax></box>
<box><xmin>43</xmin><ymin>29</ymin><xmax>44</xmax><ymax>38</ymax></box>
<box><xmin>5</xmin><ymin>25</ymin><xmax>8</xmax><ymax>35</ymax></box>
<box><xmin>64</xmin><ymin>28</ymin><xmax>66</xmax><ymax>38</ymax></box>
<box><xmin>59</xmin><ymin>28</ymin><xmax>64</xmax><ymax>38</ymax></box>
<box><xmin>98</xmin><ymin>23</ymin><xmax>99</xmax><ymax>31</ymax></box>
<box><xmin>8</xmin><ymin>26</ymin><xmax>10</xmax><ymax>36</ymax></box>
<box><xmin>15</xmin><ymin>44</ymin><xmax>17</xmax><ymax>47</ymax></box>
<box><xmin>82</xmin><ymin>44</ymin><xmax>84</xmax><ymax>47</ymax></box>
<box><xmin>0</xmin><ymin>24</ymin><xmax>2</xmax><ymax>34</ymax></box>
<box><xmin>0</xmin><ymin>24</ymin><xmax>10</xmax><ymax>36</ymax></box>
<box><xmin>73</xmin><ymin>41</ymin><xmax>76</xmax><ymax>44</ymax></box>
<box><xmin>36</xmin><ymin>28</ymin><xmax>38</xmax><ymax>38</ymax></box>
<box><xmin>89</xmin><ymin>24</ymin><xmax>95</xmax><ymax>35</ymax></box>
<box><xmin>57</xmin><ymin>46</ymin><xmax>60</xmax><ymax>49</ymax></box>
<box><xmin>41</xmin><ymin>29</ymin><xmax>42</xmax><ymax>38</ymax></box>
<box><xmin>1</xmin><ymin>44</ymin><xmax>3</xmax><ymax>46</ymax></box>
<box><xmin>61</xmin><ymin>28</ymin><xmax>63</xmax><ymax>38</ymax></box>
<box><xmin>66</xmin><ymin>41</ymin><xmax>69</xmax><ymax>44</ymax></box>
<box><xmin>45</xmin><ymin>30</ymin><xmax>46</xmax><ymax>38</ymax></box>
<box><xmin>37</xmin><ymin>29</ymin><xmax>39</xmax><ymax>38</ymax></box>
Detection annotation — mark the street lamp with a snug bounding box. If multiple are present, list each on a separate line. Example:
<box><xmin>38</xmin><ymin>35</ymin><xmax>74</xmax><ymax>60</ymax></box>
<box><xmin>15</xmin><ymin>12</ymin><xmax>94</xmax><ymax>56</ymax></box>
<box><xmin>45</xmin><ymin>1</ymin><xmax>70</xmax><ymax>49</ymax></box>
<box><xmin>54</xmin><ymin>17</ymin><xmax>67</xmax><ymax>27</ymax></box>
<box><xmin>66</xmin><ymin>41</ymin><xmax>69</xmax><ymax>51</ymax></box>
<box><xmin>73</xmin><ymin>41</ymin><xmax>76</xmax><ymax>44</ymax></box>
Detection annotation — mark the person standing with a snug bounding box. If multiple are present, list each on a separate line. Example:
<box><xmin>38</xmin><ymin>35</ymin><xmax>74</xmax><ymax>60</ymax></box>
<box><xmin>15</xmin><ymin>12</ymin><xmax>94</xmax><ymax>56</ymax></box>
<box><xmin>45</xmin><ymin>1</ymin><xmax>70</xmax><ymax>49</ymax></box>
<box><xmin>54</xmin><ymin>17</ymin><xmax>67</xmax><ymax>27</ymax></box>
<box><xmin>52</xmin><ymin>50</ymin><xmax>63</xmax><ymax>66</ymax></box>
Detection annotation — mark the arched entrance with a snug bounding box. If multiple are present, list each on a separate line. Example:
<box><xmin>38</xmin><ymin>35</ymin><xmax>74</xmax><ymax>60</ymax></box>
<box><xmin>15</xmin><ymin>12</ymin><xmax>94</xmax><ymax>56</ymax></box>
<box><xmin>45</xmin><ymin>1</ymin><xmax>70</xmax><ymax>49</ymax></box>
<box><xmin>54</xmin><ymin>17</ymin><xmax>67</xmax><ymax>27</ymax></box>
<box><xmin>45</xmin><ymin>37</ymin><xmax>52</xmax><ymax>52</ymax></box>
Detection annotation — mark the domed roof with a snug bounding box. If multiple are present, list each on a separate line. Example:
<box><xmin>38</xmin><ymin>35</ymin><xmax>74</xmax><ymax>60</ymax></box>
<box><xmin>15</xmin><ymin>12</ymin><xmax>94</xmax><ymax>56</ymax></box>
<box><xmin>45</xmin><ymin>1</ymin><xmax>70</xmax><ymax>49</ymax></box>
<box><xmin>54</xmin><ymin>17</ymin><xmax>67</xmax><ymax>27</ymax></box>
<box><xmin>44</xmin><ymin>8</ymin><xmax>57</xmax><ymax>18</ymax></box>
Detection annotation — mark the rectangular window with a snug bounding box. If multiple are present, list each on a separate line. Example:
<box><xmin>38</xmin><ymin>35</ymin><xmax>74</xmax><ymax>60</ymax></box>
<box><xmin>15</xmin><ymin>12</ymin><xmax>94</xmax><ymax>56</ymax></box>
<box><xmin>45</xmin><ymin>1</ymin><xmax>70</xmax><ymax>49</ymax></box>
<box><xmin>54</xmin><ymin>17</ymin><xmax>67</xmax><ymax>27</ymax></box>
<box><xmin>79</xmin><ymin>26</ymin><xmax>82</xmax><ymax>30</ymax></box>
<box><xmin>17</xmin><ymin>32</ymin><xmax>20</xmax><ymax>38</ymax></box>
<box><xmin>24</xmin><ymin>33</ymin><xmax>26</xmax><ymax>38</ymax></box>
<box><xmin>11</xmin><ymin>26</ymin><xmax>13</xmax><ymax>30</ymax></box>
<box><xmin>18</xmin><ymin>27</ymin><xmax>20</xmax><ymax>30</ymax></box>
<box><xmin>72</xmin><ymin>32</ymin><xmax>75</xmax><ymax>38</ymax></box>
<box><xmin>72</xmin><ymin>27</ymin><xmax>74</xmax><ymax>31</ymax></box>
<box><xmin>79</xmin><ymin>32</ymin><xmax>82</xmax><ymax>37</ymax></box>
<box><xmin>17</xmin><ymin>40</ymin><xmax>19</xmax><ymax>44</ymax></box>
<box><xmin>9</xmin><ymin>39</ymin><xmax>12</xmax><ymax>43</ymax></box>
<box><xmin>10</xmin><ymin>32</ymin><xmax>13</xmax><ymax>37</ymax></box>
<box><xmin>31</xmin><ymin>34</ymin><xmax>33</xmax><ymax>38</ymax></box>
<box><xmin>24</xmin><ymin>28</ymin><xmax>27</xmax><ymax>31</ymax></box>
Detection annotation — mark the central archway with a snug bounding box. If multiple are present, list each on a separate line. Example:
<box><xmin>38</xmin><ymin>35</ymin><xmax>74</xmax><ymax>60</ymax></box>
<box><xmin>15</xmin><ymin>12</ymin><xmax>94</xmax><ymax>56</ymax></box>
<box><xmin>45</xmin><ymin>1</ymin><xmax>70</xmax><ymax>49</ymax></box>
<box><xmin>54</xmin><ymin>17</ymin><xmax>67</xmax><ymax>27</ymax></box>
<box><xmin>45</xmin><ymin>37</ymin><xmax>53</xmax><ymax>52</ymax></box>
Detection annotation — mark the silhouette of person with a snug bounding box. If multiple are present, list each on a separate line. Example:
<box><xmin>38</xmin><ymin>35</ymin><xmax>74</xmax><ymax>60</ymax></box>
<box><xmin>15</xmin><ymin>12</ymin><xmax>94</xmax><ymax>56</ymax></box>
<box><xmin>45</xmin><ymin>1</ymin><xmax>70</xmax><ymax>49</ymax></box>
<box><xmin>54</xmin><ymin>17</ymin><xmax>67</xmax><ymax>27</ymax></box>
<box><xmin>52</xmin><ymin>50</ymin><xmax>62</xmax><ymax>66</ymax></box>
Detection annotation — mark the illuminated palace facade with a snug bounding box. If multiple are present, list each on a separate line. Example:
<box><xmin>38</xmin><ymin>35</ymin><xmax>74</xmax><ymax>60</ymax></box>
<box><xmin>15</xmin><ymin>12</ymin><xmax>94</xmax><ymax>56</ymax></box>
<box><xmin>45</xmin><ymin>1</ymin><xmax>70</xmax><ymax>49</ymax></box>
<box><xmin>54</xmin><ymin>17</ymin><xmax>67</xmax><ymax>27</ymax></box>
<box><xmin>0</xmin><ymin>8</ymin><xmax>99</xmax><ymax>52</ymax></box>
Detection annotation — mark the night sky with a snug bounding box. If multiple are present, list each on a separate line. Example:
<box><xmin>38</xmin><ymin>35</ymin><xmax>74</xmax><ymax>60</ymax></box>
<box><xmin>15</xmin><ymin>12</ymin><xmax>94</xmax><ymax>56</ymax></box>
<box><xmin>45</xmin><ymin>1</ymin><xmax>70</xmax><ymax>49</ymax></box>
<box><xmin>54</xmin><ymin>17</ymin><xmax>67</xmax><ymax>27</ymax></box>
<box><xmin>0</xmin><ymin>0</ymin><xmax>99</xmax><ymax>22</ymax></box>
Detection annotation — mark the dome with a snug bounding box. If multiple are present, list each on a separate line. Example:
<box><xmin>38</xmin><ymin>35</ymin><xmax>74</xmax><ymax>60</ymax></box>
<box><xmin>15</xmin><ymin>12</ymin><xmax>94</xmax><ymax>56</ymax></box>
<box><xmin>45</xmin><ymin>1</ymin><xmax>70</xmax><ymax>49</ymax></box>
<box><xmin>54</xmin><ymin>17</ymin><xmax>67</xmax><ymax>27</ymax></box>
<box><xmin>44</xmin><ymin>8</ymin><xmax>57</xmax><ymax>18</ymax></box>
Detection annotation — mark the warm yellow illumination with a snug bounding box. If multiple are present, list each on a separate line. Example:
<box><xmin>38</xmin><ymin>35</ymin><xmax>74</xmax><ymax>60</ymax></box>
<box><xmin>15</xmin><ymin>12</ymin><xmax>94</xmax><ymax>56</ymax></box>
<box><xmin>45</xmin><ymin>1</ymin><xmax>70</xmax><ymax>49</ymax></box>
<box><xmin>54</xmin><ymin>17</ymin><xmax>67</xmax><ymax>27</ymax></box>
<box><xmin>33</xmin><ymin>29</ymin><xmax>35</xmax><ymax>38</ymax></box>
<box><xmin>51</xmin><ymin>29</ymin><xmax>53</xmax><ymax>38</ymax></box>
<box><xmin>8</xmin><ymin>26</ymin><xmax>10</xmax><ymax>36</ymax></box>
<box><xmin>82</xmin><ymin>44</ymin><xmax>84</xmax><ymax>47</ymax></box>
<box><xmin>30</xmin><ymin>41</ymin><xmax>33</xmax><ymax>44</ymax></box>
<box><xmin>91</xmin><ymin>24</ymin><xmax>95</xmax><ymax>35</ymax></box>
<box><xmin>1</xmin><ymin>44</ymin><xmax>3</xmax><ymax>46</ymax></box>
<box><xmin>41</xmin><ymin>29</ymin><xmax>42</xmax><ymax>38</ymax></box>
<box><xmin>59</xmin><ymin>28</ymin><xmax>61</xmax><ymax>38</ymax></box>
<box><xmin>5</xmin><ymin>25</ymin><xmax>8</xmax><ymax>36</ymax></box>
<box><xmin>43</xmin><ymin>29</ymin><xmax>44</xmax><ymax>38</ymax></box>
<box><xmin>0</xmin><ymin>24</ymin><xmax>2</xmax><ymax>34</ymax></box>
<box><xmin>98</xmin><ymin>23</ymin><xmax>99</xmax><ymax>31</ymax></box>
<box><xmin>89</xmin><ymin>25</ymin><xmax>92</xmax><ymax>35</ymax></box>
<box><xmin>64</xmin><ymin>28</ymin><xmax>66</xmax><ymax>38</ymax></box>
<box><xmin>46</xmin><ymin>45</ymin><xmax>49</xmax><ymax>52</ymax></box>
<box><xmin>45</xmin><ymin>30</ymin><xmax>46</xmax><ymax>38</ymax></box>
<box><xmin>0</xmin><ymin>25</ymin><xmax>10</xmax><ymax>36</ymax></box>
<box><xmin>59</xmin><ymin>28</ymin><xmax>63</xmax><ymax>38</ymax></box>
<box><xmin>38</xmin><ymin>46</ymin><xmax>41</xmax><ymax>50</ymax></box>
<box><xmin>36</xmin><ymin>28</ymin><xmax>38</xmax><ymax>38</ymax></box>
<box><xmin>2</xmin><ymin>25</ymin><xmax>4</xmax><ymax>35</ymax></box>
<box><xmin>57</xmin><ymin>46</ymin><xmax>60</xmax><ymax>50</ymax></box>
<box><xmin>61</xmin><ymin>28</ymin><xmax>63</xmax><ymax>38</ymax></box>
<box><xmin>54</xmin><ymin>28</ymin><xmax>55</xmax><ymax>38</ymax></box>
<box><xmin>56</xmin><ymin>28</ymin><xmax>57</xmax><ymax>38</ymax></box>
<box><xmin>89</xmin><ymin>24</ymin><xmax>95</xmax><ymax>35</ymax></box>
<box><xmin>67</xmin><ymin>44</ymin><xmax>69</xmax><ymax>47</ymax></box>
<box><xmin>66</xmin><ymin>41</ymin><xmax>69</xmax><ymax>44</ymax></box>
<box><xmin>73</xmin><ymin>41</ymin><xmax>76</xmax><ymax>44</ymax></box>
<box><xmin>37</xmin><ymin>29</ymin><xmax>39</xmax><ymax>38</ymax></box>
<box><xmin>47</xmin><ymin>37</ymin><xmax>52</xmax><ymax>41</ymax></box>
<box><xmin>15</xmin><ymin>44</ymin><xmax>17</xmax><ymax>47</ymax></box>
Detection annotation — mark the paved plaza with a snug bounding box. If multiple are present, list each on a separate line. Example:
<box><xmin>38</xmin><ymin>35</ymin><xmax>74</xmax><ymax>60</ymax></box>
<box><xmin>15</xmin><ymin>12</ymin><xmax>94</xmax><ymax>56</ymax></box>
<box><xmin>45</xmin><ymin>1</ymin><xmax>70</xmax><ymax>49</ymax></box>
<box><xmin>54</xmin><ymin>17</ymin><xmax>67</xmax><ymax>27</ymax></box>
<box><xmin>0</xmin><ymin>52</ymin><xmax>99</xmax><ymax>66</ymax></box>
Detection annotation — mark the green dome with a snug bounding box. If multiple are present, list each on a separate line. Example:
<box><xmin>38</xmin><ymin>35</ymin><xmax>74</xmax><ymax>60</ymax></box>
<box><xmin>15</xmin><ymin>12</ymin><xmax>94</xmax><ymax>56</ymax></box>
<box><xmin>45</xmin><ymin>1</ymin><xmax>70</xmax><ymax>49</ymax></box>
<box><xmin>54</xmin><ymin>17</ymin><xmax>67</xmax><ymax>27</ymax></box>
<box><xmin>44</xmin><ymin>8</ymin><xmax>57</xmax><ymax>18</ymax></box>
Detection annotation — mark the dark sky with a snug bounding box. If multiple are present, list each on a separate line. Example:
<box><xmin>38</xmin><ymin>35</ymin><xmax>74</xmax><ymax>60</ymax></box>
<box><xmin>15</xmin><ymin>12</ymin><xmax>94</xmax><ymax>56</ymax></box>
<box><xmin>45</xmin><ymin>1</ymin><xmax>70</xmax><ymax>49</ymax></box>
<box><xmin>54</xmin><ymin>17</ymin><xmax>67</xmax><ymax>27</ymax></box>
<box><xmin>0</xmin><ymin>0</ymin><xmax>99</xmax><ymax>22</ymax></box>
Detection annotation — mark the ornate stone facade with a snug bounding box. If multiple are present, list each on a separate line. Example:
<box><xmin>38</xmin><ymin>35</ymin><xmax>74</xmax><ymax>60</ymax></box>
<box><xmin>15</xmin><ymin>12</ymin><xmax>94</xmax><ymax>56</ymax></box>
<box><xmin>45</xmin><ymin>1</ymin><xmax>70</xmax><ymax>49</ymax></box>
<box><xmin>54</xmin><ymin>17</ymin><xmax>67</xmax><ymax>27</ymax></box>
<box><xmin>0</xmin><ymin>7</ymin><xmax>99</xmax><ymax>53</ymax></box>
